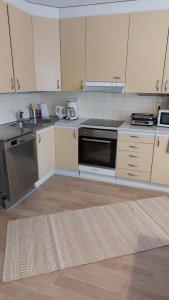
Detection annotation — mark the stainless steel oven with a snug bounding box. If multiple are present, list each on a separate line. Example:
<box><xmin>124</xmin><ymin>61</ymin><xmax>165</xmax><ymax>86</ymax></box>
<box><xmin>79</xmin><ymin>128</ymin><xmax>118</xmax><ymax>169</ymax></box>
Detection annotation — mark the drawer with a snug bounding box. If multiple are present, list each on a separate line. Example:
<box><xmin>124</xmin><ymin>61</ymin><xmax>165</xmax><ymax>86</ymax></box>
<box><xmin>116</xmin><ymin>168</ymin><xmax>150</xmax><ymax>182</ymax></box>
<box><xmin>118</xmin><ymin>132</ymin><xmax>155</xmax><ymax>144</ymax></box>
<box><xmin>116</xmin><ymin>159</ymin><xmax>152</xmax><ymax>173</ymax></box>
<box><xmin>117</xmin><ymin>151</ymin><xmax>153</xmax><ymax>166</ymax></box>
<box><xmin>117</xmin><ymin>141</ymin><xmax>154</xmax><ymax>154</ymax></box>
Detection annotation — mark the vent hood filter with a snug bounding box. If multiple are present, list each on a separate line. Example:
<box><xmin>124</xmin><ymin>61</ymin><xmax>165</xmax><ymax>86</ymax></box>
<box><xmin>82</xmin><ymin>81</ymin><xmax>125</xmax><ymax>93</ymax></box>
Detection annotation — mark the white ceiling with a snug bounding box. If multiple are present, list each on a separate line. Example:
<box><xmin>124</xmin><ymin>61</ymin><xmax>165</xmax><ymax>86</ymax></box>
<box><xmin>26</xmin><ymin>0</ymin><xmax>136</xmax><ymax>8</ymax></box>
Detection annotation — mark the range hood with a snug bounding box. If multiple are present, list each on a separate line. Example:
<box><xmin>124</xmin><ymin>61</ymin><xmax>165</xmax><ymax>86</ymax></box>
<box><xmin>82</xmin><ymin>81</ymin><xmax>125</xmax><ymax>93</ymax></box>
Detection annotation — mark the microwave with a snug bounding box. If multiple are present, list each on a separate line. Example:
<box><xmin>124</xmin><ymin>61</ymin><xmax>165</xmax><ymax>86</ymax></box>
<box><xmin>158</xmin><ymin>110</ymin><xmax>169</xmax><ymax>127</ymax></box>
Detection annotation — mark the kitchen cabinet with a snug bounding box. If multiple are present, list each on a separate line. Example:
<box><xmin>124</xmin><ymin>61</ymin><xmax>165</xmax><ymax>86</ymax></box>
<box><xmin>116</xmin><ymin>132</ymin><xmax>155</xmax><ymax>182</ymax></box>
<box><xmin>33</xmin><ymin>16</ymin><xmax>61</xmax><ymax>91</ymax></box>
<box><xmin>0</xmin><ymin>2</ymin><xmax>14</xmax><ymax>93</ymax></box>
<box><xmin>126</xmin><ymin>11</ymin><xmax>169</xmax><ymax>93</ymax></box>
<box><xmin>60</xmin><ymin>17</ymin><xmax>85</xmax><ymax>91</ymax></box>
<box><xmin>162</xmin><ymin>44</ymin><xmax>169</xmax><ymax>93</ymax></box>
<box><xmin>86</xmin><ymin>14</ymin><xmax>129</xmax><ymax>82</ymax></box>
<box><xmin>36</xmin><ymin>128</ymin><xmax>55</xmax><ymax>179</ymax></box>
<box><xmin>8</xmin><ymin>5</ymin><xmax>36</xmax><ymax>92</ymax></box>
<box><xmin>151</xmin><ymin>135</ymin><xmax>169</xmax><ymax>185</ymax></box>
<box><xmin>55</xmin><ymin>127</ymin><xmax>78</xmax><ymax>170</ymax></box>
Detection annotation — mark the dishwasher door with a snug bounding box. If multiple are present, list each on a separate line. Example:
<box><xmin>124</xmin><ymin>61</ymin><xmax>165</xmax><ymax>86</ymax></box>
<box><xmin>4</xmin><ymin>134</ymin><xmax>38</xmax><ymax>208</ymax></box>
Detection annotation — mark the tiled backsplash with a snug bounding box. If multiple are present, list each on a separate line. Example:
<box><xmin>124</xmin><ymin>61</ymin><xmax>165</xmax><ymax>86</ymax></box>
<box><xmin>0</xmin><ymin>91</ymin><xmax>168</xmax><ymax>125</ymax></box>
<box><xmin>0</xmin><ymin>93</ymin><xmax>40</xmax><ymax>125</ymax></box>
<box><xmin>41</xmin><ymin>91</ymin><xmax>169</xmax><ymax>120</ymax></box>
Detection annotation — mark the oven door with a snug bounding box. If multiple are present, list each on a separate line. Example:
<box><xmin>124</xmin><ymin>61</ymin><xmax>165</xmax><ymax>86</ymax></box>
<box><xmin>79</xmin><ymin>137</ymin><xmax>117</xmax><ymax>168</ymax></box>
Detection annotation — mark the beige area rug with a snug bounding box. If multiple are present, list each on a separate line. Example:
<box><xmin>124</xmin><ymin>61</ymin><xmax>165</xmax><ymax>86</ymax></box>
<box><xmin>3</xmin><ymin>196</ymin><xmax>169</xmax><ymax>283</ymax></box>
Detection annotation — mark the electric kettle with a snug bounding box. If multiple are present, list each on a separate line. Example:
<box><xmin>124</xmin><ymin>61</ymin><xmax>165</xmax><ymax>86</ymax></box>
<box><xmin>55</xmin><ymin>106</ymin><xmax>65</xmax><ymax>120</ymax></box>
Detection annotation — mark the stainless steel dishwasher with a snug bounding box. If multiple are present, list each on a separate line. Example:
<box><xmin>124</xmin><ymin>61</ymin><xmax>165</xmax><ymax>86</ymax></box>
<box><xmin>0</xmin><ymin>133</ymin><xmax>38</xmax><ymax>209</ymax></box>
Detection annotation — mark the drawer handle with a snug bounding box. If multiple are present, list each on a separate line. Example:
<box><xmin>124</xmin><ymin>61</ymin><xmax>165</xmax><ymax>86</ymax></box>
<box><xmin>129</xmin><ymin>145</ymin><xmax>138</xmax><ymax>149</ymax></box>
<box><xmin>128</xmin><ymin>173</ymin><xmax>137</xmax><ymax>177</ymax></box>
<box><xmin>129</xmin><ymin>155</ymin><xmax>137</xmax><ymax>158</ymax></box>
<box><xmin>156</xmin><ymin>80</ymin><xmax>160</xmax><ymax>92</ymax></box>
<box><xmin>130</xmin><ymin>136</ymin><xmax>140</xmax><ymax>138</ymax></box>
<box><xmin>128</xmin><ymin>164</ymin><xmax>137</xmax><ymax>168</ymax></box>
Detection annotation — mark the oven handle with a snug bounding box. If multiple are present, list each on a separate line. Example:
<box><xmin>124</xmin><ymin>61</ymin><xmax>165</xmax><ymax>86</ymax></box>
<box><xmin>81</xmin><ymin>138</ymin><xmax>111</xmax><ymax>144</ymax></box>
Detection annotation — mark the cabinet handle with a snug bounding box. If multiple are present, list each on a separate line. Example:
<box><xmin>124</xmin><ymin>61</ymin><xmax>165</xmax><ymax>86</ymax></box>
<box><xmin>73</xmin><ymin>130</ymin><xmax>77</xmax><ymax>139</ymax></box>
<box><xmin>57</xmin><ymin>80</ymin><xmax>60</xmax><ymax>90</ymax></box>
<box><xmin>129</xmin><ymin>145</ymin><xmax>138</xmax><ymax>149</ymax></box>
<box><xmin>81</xmin><ymin>80</ymin><xmax>84</xmax><ymax>90</ymax></box>
<box><xmin>16</xmin><ymin>79</ymin><xmax>20</xmax><ymax>91</ymax></box>
<box><xmin>156</xmin><ymin>80</ymin><xmax>160</xmax><ymax>92</ymax></box>
<box><xmin>130</xmin><ymin>135</ymin><xmax>140</xmax><ymax>138</ymax></box>
<box><xmin>11</xmin><ymin>78</ymin><xmax>14</xmax><ymax>90</ymax></box>
<box><xmin>129</xmin><ymin>155</ymin><xmax>137</xmax><ymax>158</ymax></box>
<box><xmin>128</xmin><ymin>173</ymin><xmax>137</xmax><ymax>177</ymax></box>
<box><xmin>128</xmin><ymin>164</ymin><xmax>137</xmax><ymax>168</ymax></box>
<box><xmin>157</xmin><ymin>137</ymin><xmax>160</xmax><ymax>147</ymax></box>
<box><xmin>38</xmin><ymin>134</ymin><xmax>41</xmax><ymax>144</ymax></box>
<box><xmin>165</xmin><ymin>80</ymin><xmax>168</xmax><ymax>92</ymax></box>
<box><xmin>113</xmin><ymin>76</ymin><xmax>121</xmax><ymax>80</ymax></box>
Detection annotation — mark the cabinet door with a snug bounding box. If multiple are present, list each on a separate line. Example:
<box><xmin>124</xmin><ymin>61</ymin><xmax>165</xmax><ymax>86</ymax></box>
<box><xmin>162</xmin><ymin>44</ymin><xmax>169</xmax><ymax>94</ymax></box>
<box><xmin>86</xmin><ymin>14</ymin><xmax>129</xmax><ymax>82</ymax></box>
<box><xmin>0</xmin><ymin>2</ymin><xmax>14</xmax><ymax>93</ymax></box>
<box><xmin>33</xmin><ymin>16</ymin><xmax>61</xmax><ymax>91</ymax></box>
<box><xmin>8</xmin><ymin>5</ymin><xmax>36</xmax><ymax>92</ymax></box>
<box><xmin>36</xmin><ymin>128</ymin><xmax>55</xmax><ymax>179</ymax></box>
<box><xmin>60</xmin><ymin>18</ymin><xmax>85</xmax><ymax>91</ymax></box>
<box><xmin>126</xmin><ymin>11</ymin><xmax>169</xmax><ymax>93</ymax></box>
<box><xmin>55</xmin><ymin>128</ymin><xmax>78</xmax><ymax>170</ymax></box>
<box><xmin>151</xmin><ymin>135</ymin><xmax>169</xmax><ymax>185</ymax></box>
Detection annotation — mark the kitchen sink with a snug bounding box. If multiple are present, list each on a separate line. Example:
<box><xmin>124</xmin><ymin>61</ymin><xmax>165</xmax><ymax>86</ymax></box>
<box><xmin>10</xmin><ymin>118</ymin><xmax>54</xmax><ymax>129</ymax></box>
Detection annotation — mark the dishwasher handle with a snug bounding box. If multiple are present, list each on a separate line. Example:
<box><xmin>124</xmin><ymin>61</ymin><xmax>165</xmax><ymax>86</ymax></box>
<box><xmin>5</xmin><ymin>133</ymin><xmax>36</xmax><ymax>149</ymax></box>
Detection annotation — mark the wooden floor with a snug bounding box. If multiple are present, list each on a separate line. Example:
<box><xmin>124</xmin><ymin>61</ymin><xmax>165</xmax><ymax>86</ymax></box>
<box><xmin>0</xmin><ymin>175</ymin><xmax>169</xmax><ymax>300</ymax></box>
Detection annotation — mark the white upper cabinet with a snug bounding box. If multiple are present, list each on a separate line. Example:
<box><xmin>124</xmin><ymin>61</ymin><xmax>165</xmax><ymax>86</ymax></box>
<box><xmin>126</xmin><ymin>11</ymin><xmax>169</xmax><ymax>94</ymax></box>
<box><xmin>33</xmin><ymin>16</ymin><xmax>61</xmax><ymax>91</ymax></box>
<box><xmin>86</xmin><ymin>14</ymin><xmax>130</xmax><ymax>82</ymax></box>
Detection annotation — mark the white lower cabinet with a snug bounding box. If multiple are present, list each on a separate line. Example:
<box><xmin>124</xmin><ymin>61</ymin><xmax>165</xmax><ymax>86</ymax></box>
<box><xmin>55</xmin><ymin>127</ymin><xmax>78</xmax><ymax>170</ymax></box>
<box><xmin>151</xmin><ymin>135</ymin><xmax>169</xmax><ymax>185</ymax></box>
<box><xmin>36</xmin><ymin>128</ymin><xmax>55</xmax><ymax>179</ymax></box>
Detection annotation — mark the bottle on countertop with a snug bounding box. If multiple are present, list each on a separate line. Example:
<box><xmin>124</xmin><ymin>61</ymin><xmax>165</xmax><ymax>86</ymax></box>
<box><xmin>29</xmin><ymin>103</ymin><xmax>42</xmax><ymax>119</ymax></box>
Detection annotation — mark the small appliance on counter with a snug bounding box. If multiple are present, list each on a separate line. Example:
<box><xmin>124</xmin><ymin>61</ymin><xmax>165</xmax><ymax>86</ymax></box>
<box><xmin>66</xmin><ymin>99</ymin><xmax>78</xmax><ymax>120</ymax></box>
<box><xmin>40</xmin><ymin>103</ymin><xmax>49</xmax><ymax>119</ymax></box>
<box><xmin>130</xmin><ymin>113</ymin><xmax>155</xmax><ymax>126</ymax></box>
<box><xmin>55</xmin><ymin>106</ymin><xmax>66</xmax><ymax>120</ymax></box>
<box><xmin>157</xmin><ymin>109</ymin><xmax>169</xmax><ymax>127</ymax></box>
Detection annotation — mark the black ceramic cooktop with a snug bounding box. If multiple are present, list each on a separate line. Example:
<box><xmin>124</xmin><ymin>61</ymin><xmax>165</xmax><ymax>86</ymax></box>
<box><xmin>81</xmin><ymin>119</ymin><xmax>123</xmax><ymax>128</ymax></box>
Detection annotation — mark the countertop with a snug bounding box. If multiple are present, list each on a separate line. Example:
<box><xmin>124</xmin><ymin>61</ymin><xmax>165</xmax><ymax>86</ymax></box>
<box><xmin>0</xmin><ymin>118</ymin><xmax>87</xmax><ymax>142</ymax></box>
<box><xmin>119</xmin><ymin>121</ymin><xmax>169</xmax><ymax>135</ymax></box>
<box><xmin>1</xmin><ymin>118</ymin><xmax>169</xmax><ymax>142</ymax></box>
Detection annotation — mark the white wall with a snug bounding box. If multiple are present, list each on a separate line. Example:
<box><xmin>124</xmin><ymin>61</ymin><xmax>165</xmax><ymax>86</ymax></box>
<box><xmin>60</xmin><ymin>0</ymin><xmax>169</xmax><ymax>18</ymax></box>
<box><xmin>40</xmin><ymin>92</ymin><xmax>168</xmax><ymax>120</ymax></box>
<box><xmin>4</xmin><ymin>0</ymin><xmax>169</xmax><ymax>19</ymax></box>
<box><xmin>4</xmin><ymin>0</ymin><xmax>59</xmax><ymax>18</ymax></box>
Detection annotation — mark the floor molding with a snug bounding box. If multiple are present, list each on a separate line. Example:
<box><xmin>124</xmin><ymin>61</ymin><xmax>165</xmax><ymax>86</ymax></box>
<box><xmin>35</xmin><ymin>168</ymin><xmax>169</xmax><ymax>193</ymax></box>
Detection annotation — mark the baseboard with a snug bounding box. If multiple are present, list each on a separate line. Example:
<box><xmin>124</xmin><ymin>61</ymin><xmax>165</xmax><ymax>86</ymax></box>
<box><xmin>80</xmin><ymin>171</ymin><xmax>169</xmax><ymax>193</ymax></box>
<box><xmin>35</xmin><ymin>167</ymin><xmax>169</xmax><ymax>193</ymax></box>
<box><xmin>54</xmin><ymin>169</ymin><xmax>80</xmax><ymax>177</ymax></box>
<box><xmin>34</xmin><ymin>170</ymin><xmax>55</xmax><ymax>188</ymax></box>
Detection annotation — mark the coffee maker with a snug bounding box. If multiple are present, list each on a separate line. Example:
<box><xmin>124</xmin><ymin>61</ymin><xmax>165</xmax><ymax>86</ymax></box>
<box><xmin>66</xmin><ymin>99</ymin><xmax>79</xmax><ymax>120</ymax></box>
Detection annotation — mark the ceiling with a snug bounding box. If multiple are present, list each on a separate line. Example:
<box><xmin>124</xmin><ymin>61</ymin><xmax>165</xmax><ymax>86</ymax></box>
<box><xmin>26</xmin><ymin>0</ymin><xmax>136</xmax><ymax>8</ymax></box>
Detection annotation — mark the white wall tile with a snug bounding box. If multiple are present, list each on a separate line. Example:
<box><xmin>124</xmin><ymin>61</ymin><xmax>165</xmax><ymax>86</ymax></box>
<box><xmin>0</xmin><ymin>91</ymin><xmax>168</xmax><ymax>125</ymax></box>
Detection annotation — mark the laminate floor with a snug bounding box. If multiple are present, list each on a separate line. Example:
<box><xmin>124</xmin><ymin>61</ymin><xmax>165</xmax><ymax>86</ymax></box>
<box><xmin>0</xmin><ymin>175</ymin><xmax>169</xmax><ymax>300</ymax></box>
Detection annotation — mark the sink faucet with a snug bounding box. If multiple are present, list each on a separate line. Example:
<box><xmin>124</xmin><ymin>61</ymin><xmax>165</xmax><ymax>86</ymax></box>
<box><xmin>19</xmin><ymin>111</ymin><xmax>24</xmax><ymax>128</ymax></box>
<box><xmin>19</xmin><ymin>111</ymin><xmax>24</xmax><ymax>121</ymax></box>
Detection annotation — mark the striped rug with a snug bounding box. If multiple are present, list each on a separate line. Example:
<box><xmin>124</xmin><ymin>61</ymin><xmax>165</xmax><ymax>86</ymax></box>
<box><xmin>2</xmin><ymin>196</ymin><xmax>169</xmax><ymax>282</ymax></box>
